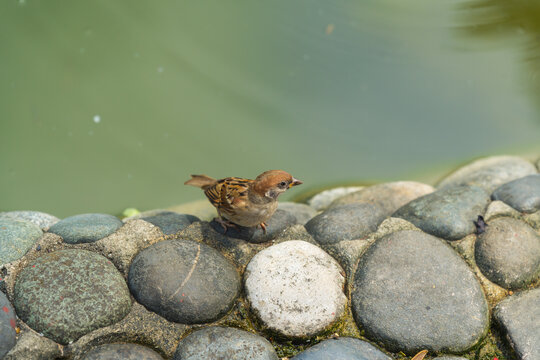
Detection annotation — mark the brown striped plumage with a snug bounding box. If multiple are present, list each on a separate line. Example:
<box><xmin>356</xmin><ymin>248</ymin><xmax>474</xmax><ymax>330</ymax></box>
<box><xmin>185</xmin><ymin>170</ymin><xmax>302</xmax><ymax>232</ymax></box>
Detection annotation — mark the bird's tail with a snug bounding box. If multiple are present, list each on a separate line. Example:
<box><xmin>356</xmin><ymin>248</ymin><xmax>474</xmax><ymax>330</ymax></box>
<box><xmin>184</xmin><ymin>174</ymin><xmax>217</xmax><ymax>190</ymax></box>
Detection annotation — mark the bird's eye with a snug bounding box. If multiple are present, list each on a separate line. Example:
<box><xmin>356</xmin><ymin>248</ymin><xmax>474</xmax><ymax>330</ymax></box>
<box><xmin>279</xmin><ymin>181</ymin><xmax>287</xmax><ymax>188</ymax></box>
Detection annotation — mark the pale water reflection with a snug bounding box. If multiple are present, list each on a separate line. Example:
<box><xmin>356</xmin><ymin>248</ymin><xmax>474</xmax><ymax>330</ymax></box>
<box><xmin>0</xmin><ymin>0</ymin><xmax>539</xmax><ymax>217</ymax></box>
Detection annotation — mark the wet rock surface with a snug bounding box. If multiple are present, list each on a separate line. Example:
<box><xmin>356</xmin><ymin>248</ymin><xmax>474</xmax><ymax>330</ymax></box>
<box><xmin>48</xmin><ymin>213</ymin><xmax>123</xmax><ymax>244</ymax></box>
<box><xmin>491</xmin><ymin>174</ymin><xmax>540</xmax><ymax>213</ymax></box>
<box><xmin>173</xmin><ymin>326</ymin><xmax>278</xmax><ymax>360</ymax></box>
<box><xmin>128</xmin><ymin>239</ymin><xmax>240</xmax><ymax>324</ymax></box>
<box><xmin>393</xmin><ymin>185</ymin><xmax>490</xmax><ymax>240</ymax></box>
<box><xmin>475</xmin><ymin>217</ymin><xmax>540</xmax><ymax>289</ymax></box>
<box><xmin>352</xmin><ymin>230</ymin><xmax>489</xmax><ymax>353</ymax></box>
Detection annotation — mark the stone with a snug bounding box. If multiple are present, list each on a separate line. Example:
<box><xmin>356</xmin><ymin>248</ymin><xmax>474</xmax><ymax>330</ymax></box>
<box><xmin>210</xmin><ymin>209</ymin><xmax>297</xmax><ymax>243</ymax></box>
<box><xmin>128</xmin><ymin>239</ymin><xmax>240</xmax><ymax>324</ymax></box>
<box><xmin>352</xmin><ymin>230</ymin><xmax>489</xmax><ymax>353</ymax></box>
<box><xmin>494</xmin><ymin>288</ymin><xmax>540</xmax><ymax>360</ymax></box>
<box><xmin>475</xmin><ymin>217</ymin><xmax>540</xmax><ymax>289</ymax></box>
<box><xmin>308</xmin><ymin>186</ymin><xmax>364</xmax><ymax>211</ymax></box>
<box><xmin>48</xmin><ymin>213</ymin><xmax>123</xmax><ymax>244</ymax></box>
<box><xmin>82</xmin><ymin>343</ymin><xmax>164</xmax><ymax>360</ymax></box>
<box><xmin>3</xmin><ymin>328</ymin><xmax>62</xmax><ymax>360</ymax></box>
<box><xmin>0</xmin><ymin>291</ymin><xmax>16</xmax><ymax>359</ymax></box>
<box><xmin>172</xmin><ymin>326</ymin><xmax>278</xmax><ymax>360</ymax></box>
<box><xmin>65</xmin><ymin>301</ymin><xmax>188</xmax><ymax>360</ymax></box>
<box><xmin>393</xmin><ymin>185</ymin><xmax>490</xmax><ymax>240</ymax></box>
<box><xmin>330</xmin><ymin>181</ymin><xmax>434</xmax><ymax>217</ymax></box>
<box><xmin>432</xmin><ymin>357</ymin><xmax>468</xmax><ymax>360</ymax></box>
<box><xmin>0</xmin><ymin>218</ymin><xmax>42</xmax><ymax>264</ymax></box>
<box><xmin>245</xmin><ymin>240</ymin><xmax>347</xmax><ymax>337</ymax></box>
<box><xmin>0</xmin><ymin>211</ymin><xmax>59</xmax><ymax>230</ymax></box>
<box><xmin>484</xmin><ymin>201</ymin><xmax>520</xmax><ymax>221</ymax></box>
<box><xmin>13</xmin><ymin>249</ymin><xmax>132</xmax><ymax>344</ymax></box>
<box><xmin>305</xmin><ymin>204</ymin><xmax>386</xmax><ymax>245</ymax></box>
<box><xmin>437</xmin><ymin>155</ymin><xmax>537</xmax><ymax>193</ymax></box>
<box><xmin>278</xmin><ymin>202</ymin><xmax>317</xmax><ymax>225</ymax></box>
<box><xmin>291</xmin><ymin>337</ymin><xmax>391</xmax><ymax>360</ymax></box>
<box><xmin>141</xmin><ymin>211</ymin><xmax>199</xmax><ymax>235</ymax></box>
<box><xmin>492</xmin><ymin>174</ymin><xmax>540</xmax><ymax>213</ymax></box>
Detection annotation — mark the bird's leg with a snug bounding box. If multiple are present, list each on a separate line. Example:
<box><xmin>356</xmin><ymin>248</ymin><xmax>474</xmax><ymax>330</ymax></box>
<box><xmin>259</xmin><ymin>222</ymin><xmax>267</xmax><ymax>234</ymax></box>
<box><xmin>215</xmin><ymin>217</ymin><xmax>237</xmax><ymax>233</ymax></box>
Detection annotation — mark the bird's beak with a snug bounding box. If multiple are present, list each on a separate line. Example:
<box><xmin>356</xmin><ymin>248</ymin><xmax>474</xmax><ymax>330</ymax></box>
<box><xmin>289</xmin><ymin>178</ymin><xmax>303</xmax><ymax>188</ymax></box>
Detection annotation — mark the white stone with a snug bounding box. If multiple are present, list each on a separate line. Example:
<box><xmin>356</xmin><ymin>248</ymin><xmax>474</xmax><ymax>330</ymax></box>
<box><xmin>244</xmin><ymin>240</ymin><xmax>346</xmax><ymax>337</ymax></box>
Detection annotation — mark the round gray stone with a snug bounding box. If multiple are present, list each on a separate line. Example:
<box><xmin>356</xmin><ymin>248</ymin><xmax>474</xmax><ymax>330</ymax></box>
<box><xmin>291</xmin><ymin>337</ymin><xmax>391</xmax><ymax>360</ymax></box>
<box><xmin>494</xmin><ymin>288</ymin><xmax>540</xmax><ymax>360</ymax></box>
<box><xmin>128</xmin><ymin>239</ymin><xmax>240</xmax><ymax>324</ymax></box>
<box><xmin>210</xmin><ymin>209</ymin><xmax>297</xmax><ymax>243</ymax></box>
<box><xmin>491</xmin><ymin>174</ymin><xmax>540</xmax><ymax>213</ymax></box>
<box><xmin>330</xmin><ymin>181</ymin><xmax>434</xmax><ymax>218</ymax></box>
<box><xmin>308</xmin><ymin>187</ymin><xmax>364</xmax><ymax>211</ymax></box>
<box><xmin>352</xmin><ymin>230</ymin><xmax>489</xmax><ymax>353</ymax></box>
<box><xmin>245</xmin><ymin>240</ymin><xmax>347</xmax><ymax>337</ymax></box>
<box><xmin>141</xmin><ymin>211</ymin><xmax>199</xmax><ymax>235</ymax></box>
<box><xmin>475</xmin><ymin>217</ymin><xmax>540</xmax><ymax>289</ymax></box>
<box><xmin>13</xmin><ymin>249</ymin><xmax>132</xmax><ymax>344</ymax></box>
<box><xmin>393</xmin><ymin>185</ymin><xmax>490</xmax><ymax>240</ymax></box>
<box><xmin>305</xmin><ymin>203</ymin><xmax>386</xmax><ymax>245</ymax></box>
<box><xmin>173</xmin><ymin>326</ymin><xmax>278</xmax><ymax>360</ymax></box>
<box><xmin>49</xmin><ymin>213</ymin><xmax>123</xmax><ymax>244</ymax></box>
<box><xmin>437</xmin><ymin>155</ymin><xmax>537</xmax><ymax>193</ymax></box>
<box><xmin>82</xmin><ymin>343</ymin><xmax>164</xmax><ymax>360</ymax></box>
<box><xmin>0</xmin><ymin>211</ymin><xmax>59</xmax><ymax>230</ymax></box>
<box><xmin>0</xmin><ymin>218</ymin><xmax>42</xmax><ymax>264</ymax></box>
<box><xmin>0</xmin><ymin>291</ymin><xmax>16</xmax><ymax>358</ymax></box>
<box><xmin>278</xmin><ymin>202</ymin><xmax>317</xmax><ymax>225</ymax></box>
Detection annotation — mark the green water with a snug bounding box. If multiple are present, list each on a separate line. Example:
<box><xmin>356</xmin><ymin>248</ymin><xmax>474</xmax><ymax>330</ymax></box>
<box><xmin>1</xmin><ymin>0</ymin><xmax>539</xmax><ymax>217</ymax></box>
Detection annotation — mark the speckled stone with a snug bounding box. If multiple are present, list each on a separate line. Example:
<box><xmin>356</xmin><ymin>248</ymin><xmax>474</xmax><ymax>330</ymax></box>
<box><xmin>13</xmin><ymin>249</ymin><xmax>132</xmax><ymax>345</ymax></box>
<box><xmin>437</xmin><ymin>155</ymin><xmax>537</xmax><ymax>193</ymax></box>
<box><xmin>352</xmin><ymin>230</ymin><xmax>489</xmax><ymax>353</ymax></box>
<box><xmin>48</xmin><ymin>213</ymin><xmax>123</xmax><ymax>244</ymax></box>
<box><xmin>305</xmin><ymin>203</ymin><xmax>386</xmax><ymax>245</ymax></box>
<box><xmin>492</xmin><ymin>174</ymin><xmax>540</xmax><ymax>213</ymax></box>
<box><xmin>291</xmin><ymin>337</ymin><xmax>391</xmax><ymax>360</ymax></box>
<box><xmin>475</xmin><ymin>217</ymin><xmax>540</xmax><ymax>289</ymax></box>
<box><xmin>0</xmin><ymin>291</ymin><xmax>16</xmax><ymax>358</ymax></box>
<box><xmin>128</xmin><ymin>239</ymin><xmax>240</xmax><ymax>324</ymax></box>
<box><xmin>330</xmin><ymin>181</ymin><xmax>435</xmax><ymax>218</ymax></box>
<box><xmin>0</xmin><ymin>218</ymin><xmax>42</xmax><ymax>264</ymax></box>
<box><xmin>278</xmin><ymin>202</ymin><xmax>317</xmax><ymax>225</ymax></box>
<box><xmin>308</xmin><ymin>186</ymin><xmax>364</xmax><ymax>211</ymax></box>
<box><xmin>141</xmin><ymin>211</ymin><xmax>199</xmax><ymax>235</ymax></box>
<box><xmin>210</xmin><ymin>209</ymin><xmax>297</xmax><ymax>243</ymax></box>
<box><xmin>245</xmin><ymin>240</ymin><xmax>347</xmax><ymax>337</ymax></box>
<box><xmin>0</xmin><ymin>211</ymin><xmax>59</xmax><ymax>230</ymax></box>
<box><xmin>172</xmin><ymin>327</ymin><xmax>278</xmax><ymax>360</ymax></box>
<box><xmin>393</xmin><ymin>185</ymin><xmax>490</xmax><ymax>240</ymax></box>
<box><xmin>82</xmin><ymin>343</ymin><xmax>164</xmax><ymax>360</ymax></box>
<box><xmin>494</xmin><ymin>288</ymin><xmax>540</xmax><ymax>360</ymax></box>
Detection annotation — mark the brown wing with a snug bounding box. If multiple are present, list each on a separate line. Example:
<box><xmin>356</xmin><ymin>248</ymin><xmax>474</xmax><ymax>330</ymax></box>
<box><xmin>203</xmin><ymin>177</ymin><xmax>252</xmax><ymax>215</ymax></box>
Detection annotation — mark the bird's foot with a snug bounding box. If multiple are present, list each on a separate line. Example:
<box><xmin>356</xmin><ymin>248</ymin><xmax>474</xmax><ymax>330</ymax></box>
<box><xmin>214</xmin><ymin>217</ymin><xmax>237</xmax><ymax>234</ymax></box>
<box><xmin>259</xmin><ymin>222</ymin><xmax>267</xmax><ymax>234</ymax></box>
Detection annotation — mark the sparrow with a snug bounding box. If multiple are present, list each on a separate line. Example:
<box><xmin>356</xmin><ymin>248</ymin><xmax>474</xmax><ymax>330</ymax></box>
<box><xmin>185</xmin><ymin>170</ymin><xmax>302</xmax><ymax>233</ymax></box>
